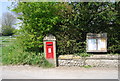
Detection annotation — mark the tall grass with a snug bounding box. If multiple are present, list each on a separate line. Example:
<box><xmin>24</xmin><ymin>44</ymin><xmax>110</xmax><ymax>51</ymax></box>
<box><xmin>2</xmin><ymin>36</ymin><xmax>53</xmax><ymax>68</ymax></box>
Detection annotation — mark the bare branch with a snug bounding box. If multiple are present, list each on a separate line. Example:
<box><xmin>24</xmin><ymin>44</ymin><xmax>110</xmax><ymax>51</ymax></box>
<box><xmin>2</xmin><ymin>12</ymin><xmax>16</xmax><ymax>27</ymax></box>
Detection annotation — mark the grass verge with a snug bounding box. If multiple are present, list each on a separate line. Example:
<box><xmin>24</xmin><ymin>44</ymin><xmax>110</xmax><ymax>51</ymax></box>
<box><xmin>1</xmin><ymin>36</ymin><xmax>53</xmax><ymax>68</ymax></box>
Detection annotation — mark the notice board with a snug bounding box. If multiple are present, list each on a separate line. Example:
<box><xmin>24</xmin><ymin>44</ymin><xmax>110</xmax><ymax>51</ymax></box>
<box><xmin>86</xmin><ymin>33</ymin><xmax>107</xmax><ymax>52</ymax></box>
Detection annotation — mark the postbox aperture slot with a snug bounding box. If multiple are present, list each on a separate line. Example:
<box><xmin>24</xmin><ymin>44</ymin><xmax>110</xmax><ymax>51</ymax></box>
<box><xmin>47</xmin><ymin>44</ymin><xmax>53</xmax><ymax>46</ymax></box>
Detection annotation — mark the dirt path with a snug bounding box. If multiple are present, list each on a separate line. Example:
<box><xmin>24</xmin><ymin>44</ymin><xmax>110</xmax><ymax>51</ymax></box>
<box><xmin>1</xmin><ymin>65</ymin><xmax>118</xmax><ymax>79</ymax></box>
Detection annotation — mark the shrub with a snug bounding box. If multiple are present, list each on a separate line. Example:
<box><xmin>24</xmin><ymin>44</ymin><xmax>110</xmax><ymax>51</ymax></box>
<box><xmin>2</xmin><ymin>26</ymin><xmax>15</xmax><ymax>36</ymax></box>
<box><xmin>57</xmin><ymin>40</ymin><xmax>86</xmax><ymax>55</ymax></box>
<box><xmin>108</xmin><ymin>45</ymin><xmax>120</xmax><ymax>54</ymax></box>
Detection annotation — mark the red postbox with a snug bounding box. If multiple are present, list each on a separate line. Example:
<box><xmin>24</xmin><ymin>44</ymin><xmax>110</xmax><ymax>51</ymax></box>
<box><xmin>46</xmin><ymin>42</ymin><xmax>54</xmax><ymax>59</ymax></box>
<box><xmin>43</xmin><ymin>34</ymin><xmax>56</xmax><ymax>66</ymax></box>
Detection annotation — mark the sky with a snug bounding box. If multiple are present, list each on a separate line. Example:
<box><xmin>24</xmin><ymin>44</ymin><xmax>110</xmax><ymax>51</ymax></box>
<box><xmin>0</xmin><ymin>2</ymin><xmax>12</xmax><ymax>18</ymax></box>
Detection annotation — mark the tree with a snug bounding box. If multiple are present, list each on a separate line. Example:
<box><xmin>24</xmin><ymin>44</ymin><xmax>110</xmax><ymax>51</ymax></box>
<box><xmin>53</xmin><ymin>2</ymin><xmax>120</xmax><ymax>54</ymax></box>
<box><xmin>12</xmin><ymin>2</ymin><xmax>67</xmax><ymax>52</ymax></box>
<box><xmin>12</xmin><ymin>2</ymin><xmax>120</xmax><ymax>54</ymax></box>
<box><xmin>0</xmin><ymin>19</ymin><xmax>2</xmax><ymax>34</ymax></box>
<box><xmin>71</xmin><ymin>2</ymin><xmax>120</xmax><ymax>53</ymax></box>
<box><xmin>2</xmin><ymin>12</ymin><xmax>16</xmax><ymax>36</ymax></box>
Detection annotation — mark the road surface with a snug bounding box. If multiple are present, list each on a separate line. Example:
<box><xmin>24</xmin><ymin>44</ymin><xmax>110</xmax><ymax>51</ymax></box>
<box><xmin>0</xmin><ymin>65</ymin><xmax>118</xmax><ymax>79</ymax></box>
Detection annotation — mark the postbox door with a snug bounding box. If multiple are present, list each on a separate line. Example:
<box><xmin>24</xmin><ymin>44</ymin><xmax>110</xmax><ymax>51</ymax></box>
<box><xmin>46</xmin><ymin>42</ymin><xmax>54</xmax><ymax>59</ymax></box>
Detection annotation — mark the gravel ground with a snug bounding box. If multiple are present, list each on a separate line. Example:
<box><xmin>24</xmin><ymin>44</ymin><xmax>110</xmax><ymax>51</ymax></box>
<box><xmin>0</xmin><ymin>65</ymin><xmax>118</xmax><ymax>79</ymax></box>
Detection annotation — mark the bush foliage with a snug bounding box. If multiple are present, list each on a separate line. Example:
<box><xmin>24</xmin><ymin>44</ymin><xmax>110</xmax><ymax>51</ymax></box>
<box><xmin>2</xmin><ymin>26</ymin><xmax>15</xmax><ymax>36</ymax></box>
<box><xmin>11</xmin><ymin>2</ymin><xmax>120</xmax><ymax>55</ymax></box>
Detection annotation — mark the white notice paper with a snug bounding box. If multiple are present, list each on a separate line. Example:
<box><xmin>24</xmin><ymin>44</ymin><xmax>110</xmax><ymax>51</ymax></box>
<box><xmin>98</xmin><ymin>38</ymin><xmax>106</xmax><ymax>50</ymax></box>
<box><xmin>87</xmin><ymin>39</ymin><xmax>97</xmax><ymax>50</ymax></box>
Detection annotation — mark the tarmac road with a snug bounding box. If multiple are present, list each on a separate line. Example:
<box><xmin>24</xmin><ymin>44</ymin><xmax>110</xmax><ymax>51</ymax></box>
<box><xmin>0</xmin><ymin>65</ymin><xmax>118</xmax><ymax>79</ymax></box>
